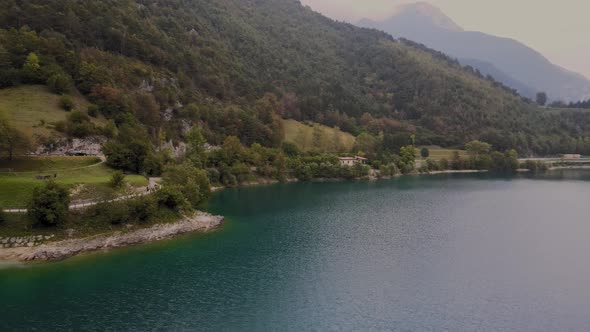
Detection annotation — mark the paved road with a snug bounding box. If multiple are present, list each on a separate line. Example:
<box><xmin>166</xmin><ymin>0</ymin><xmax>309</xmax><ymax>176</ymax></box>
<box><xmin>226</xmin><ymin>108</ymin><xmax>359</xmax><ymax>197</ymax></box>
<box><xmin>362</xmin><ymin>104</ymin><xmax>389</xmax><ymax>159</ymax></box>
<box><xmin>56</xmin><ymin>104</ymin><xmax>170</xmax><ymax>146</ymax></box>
<box><xmin>3</xmin><ymin>177</ymin><xmax>162</xmax><ymax>214</ymax></box>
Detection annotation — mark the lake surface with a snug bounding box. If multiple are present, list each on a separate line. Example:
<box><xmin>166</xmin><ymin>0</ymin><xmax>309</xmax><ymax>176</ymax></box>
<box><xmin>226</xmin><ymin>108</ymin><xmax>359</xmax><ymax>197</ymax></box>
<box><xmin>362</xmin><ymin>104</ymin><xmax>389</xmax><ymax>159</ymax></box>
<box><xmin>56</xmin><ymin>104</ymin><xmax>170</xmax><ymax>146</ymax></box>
<box><xmin>2</xmin><ymin>170</ymin><xmax>590</xmax><ymax>331</ymax></box>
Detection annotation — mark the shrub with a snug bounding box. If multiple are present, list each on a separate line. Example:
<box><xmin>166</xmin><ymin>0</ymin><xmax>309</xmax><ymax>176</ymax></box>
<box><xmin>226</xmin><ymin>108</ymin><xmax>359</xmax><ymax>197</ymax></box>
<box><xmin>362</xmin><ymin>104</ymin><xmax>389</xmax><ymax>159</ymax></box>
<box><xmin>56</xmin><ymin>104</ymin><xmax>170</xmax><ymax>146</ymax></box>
<box><xmin>87</xmin><ymin>104</ymin><xmax>99</xmax><ymax>117</ymax></box>
<box><xmin>59</xmin><ymin>95</ymin><xmax>74</xmax><ymax>111</ymax></box>
<box><xmin>420</xmin><ymin>147</ymin><xmax>430</xmax><ymax>158</ymax></box>
<box><xmin>47</xmin><ymin>73</ymin><xmax>71</xmax><ymax>94</ymax></box>
<box><xmin>281</xmin><ymin>142</ymin><xmax>300</xmax><ymax>157</ymax></box>
<box><xmin>109</xmin><ymin>171</ymin><xmax>126</xmax><ymax>188</ymax></box>
<box><xmin>99</xmin><ymin>202</ymin><xmax>130</xmax><ymax>225</ymax></box>
<box><xmin>0</xmin><ymin>208</ymin><xmax>5</xmax><ymax>223</ymax></box>
<box><xmin>28</xmin><ymin>181</ymin><xmax>70</xmax><ymax>227</ymax></box>
<box><xmin>128</xmin><ymin>196</ymin><xmax>157</xmax><ymax>224</ymax></box>
<box><xmin>426</xmin><ymin>158</ymin><xmax>439</xmax><ymax>171</ymax></box>
<box><xmin>156</xmin><ymin>186</ymin><xmax>187</xmax><ymax>210</ymax></box>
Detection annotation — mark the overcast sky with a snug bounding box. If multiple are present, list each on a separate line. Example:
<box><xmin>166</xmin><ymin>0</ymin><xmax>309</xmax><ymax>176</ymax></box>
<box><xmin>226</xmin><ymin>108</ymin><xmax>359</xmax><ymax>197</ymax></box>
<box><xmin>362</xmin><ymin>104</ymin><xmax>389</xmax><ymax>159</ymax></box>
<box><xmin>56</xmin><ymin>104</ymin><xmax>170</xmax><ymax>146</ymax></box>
<box><xmin>301</xmin><ymin>0</ymin><xmax>590</xmax><ymax>79</ymax></box>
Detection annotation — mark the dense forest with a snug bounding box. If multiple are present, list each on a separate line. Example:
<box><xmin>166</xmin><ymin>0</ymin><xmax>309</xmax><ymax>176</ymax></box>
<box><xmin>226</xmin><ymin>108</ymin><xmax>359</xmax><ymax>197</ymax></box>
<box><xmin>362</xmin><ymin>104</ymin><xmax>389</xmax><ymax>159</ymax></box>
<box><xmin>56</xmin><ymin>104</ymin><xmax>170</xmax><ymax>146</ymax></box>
<box><xmin>550</xmin><ymin>99</ymin><xmax>590</xmax><ymax>110</ymax></box>
<box><xmin>1</xmin><ymin>0</ymin><xmax>590</xmax><ymax>156</ymax></box>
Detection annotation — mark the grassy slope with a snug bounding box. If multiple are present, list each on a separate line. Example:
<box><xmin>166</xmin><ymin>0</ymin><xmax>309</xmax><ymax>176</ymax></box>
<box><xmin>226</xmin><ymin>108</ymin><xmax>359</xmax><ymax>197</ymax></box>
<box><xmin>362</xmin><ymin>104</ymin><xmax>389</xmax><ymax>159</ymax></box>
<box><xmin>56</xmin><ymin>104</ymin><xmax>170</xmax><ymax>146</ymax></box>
<box><xmin>0</xmin><ymin>157</ymin><xmax>147</xmax><ymax>208</ymax></box>
<box><xmin>282</xmin><ymin>119</ymin><xmax>356</xmax><ymax>153</ymax></box>
<box><xmin>0</xmin><ymin>156</ymin><xmax>100</xmax><ymax>172</ymax></box>
<box><xmin>423</xmin><ymin>148</ymin><xmax>468</xmax><ymax>161</ymax></box>
<box><xmin>0</xmin><ymin>85</ymin><xmax>103</xmax><ymax>137</ymax></box>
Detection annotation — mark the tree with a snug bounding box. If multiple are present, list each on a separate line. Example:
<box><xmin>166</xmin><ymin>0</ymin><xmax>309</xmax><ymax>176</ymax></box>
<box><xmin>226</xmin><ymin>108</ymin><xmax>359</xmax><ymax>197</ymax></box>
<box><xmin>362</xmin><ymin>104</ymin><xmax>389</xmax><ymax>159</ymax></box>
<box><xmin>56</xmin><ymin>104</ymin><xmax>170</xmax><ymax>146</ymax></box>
<box><xmin>21</xmin><ymin>52</ymin><xmax>42</xmax><ymax>83</ymax></box>
<box><xmin>162</xmin><ymin>162</ymin><xmax>210</xmax><ymax>208</ymax></box>
<box><xmin>354</xmin><ymin>132</ymin><xmax>377</xmax><ymax>156</ymax></box>
<box><xmin>28</xmin><ymin>181</ymin><xmax>70</xmax><ymax>227</ymax></box>
<box><xmin>186</xmin><ymin>126</ymin><xmax>206</xmax><ymax>166</ymax></box>
<box><xmin>60</xmin><ymin>95</ymin><xmax>74</xmax><ymax>111</ymax></box>
<box><xmin>465</xmin><ymin>140</ymin><xmax>491</xmax><ymax>158</ymax></box>
<box><xmin>0</xmin><ymin>46</ymin><xmax>10</xmax><ymax>70</ymax></box>
<box><xmin>536</xmin><ymin>92</ymin><xmax>547</xmax><ymax>106</ymax></box>
<box><xmin>109</xmin><ymin>171</ymin><xmax>126</xmax><ymax>188</ymax></box>
<box><xmin>398</xmin><ymin>145</ymin><xmax>416</xmax><ymax>173</ymax></box>
<box><xmin>0</xmin><ymin>116</ymin><xmax>32</xmax><ymax>160</ymax></box>
<box><xmin>47</xmin><ymin>73</ymin><xmax>72</xmax><ymax>94</ymax></box>
<box><xmin>420</xmin><ymin>147</ymin><xmax>430</xmax><ymax>159</ymax></box>
<box><xmin>281</xmin><ymin>142</ymin><xmax>300</xmax><ymax>157</ymax></box>
<box><xmin>134</xmin><ymin>93</ymin><xmax>160</xmax><ymax>128</ymax></box>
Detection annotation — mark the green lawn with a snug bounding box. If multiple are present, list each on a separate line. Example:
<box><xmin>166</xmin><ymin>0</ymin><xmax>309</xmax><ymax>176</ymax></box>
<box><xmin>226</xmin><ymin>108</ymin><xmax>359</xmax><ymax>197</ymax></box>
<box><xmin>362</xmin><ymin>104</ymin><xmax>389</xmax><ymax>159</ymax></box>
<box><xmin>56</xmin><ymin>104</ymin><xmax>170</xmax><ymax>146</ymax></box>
<box><xmin>283</xmin><ymin>119</ymin><xmax>356</xmax><ymax>152</ymax></box>
<box><xmin>422</xmin><ymin>147</ymin><xmax>468</xmax><ymax>161</ymax></box>
<box><xmin>0</xmin><ymin>160</ymin><xmax>147</xmax><ymax>208</ymax></box>
<box><xmin>0</xmin><ymin>85</ymin><xmax>104</xmax><ymax>137</ymax></box>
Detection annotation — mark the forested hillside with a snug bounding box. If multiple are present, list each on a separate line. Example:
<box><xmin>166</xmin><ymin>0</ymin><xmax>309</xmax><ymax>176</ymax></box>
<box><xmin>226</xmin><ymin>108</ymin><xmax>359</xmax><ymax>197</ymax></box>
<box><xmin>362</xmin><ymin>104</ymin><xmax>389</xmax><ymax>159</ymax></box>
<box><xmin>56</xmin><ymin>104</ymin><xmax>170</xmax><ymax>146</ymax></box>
<box><xmin>1</xmin><ymin>0</ymin><xmax>590</xmax><ymax>155</ymax></box>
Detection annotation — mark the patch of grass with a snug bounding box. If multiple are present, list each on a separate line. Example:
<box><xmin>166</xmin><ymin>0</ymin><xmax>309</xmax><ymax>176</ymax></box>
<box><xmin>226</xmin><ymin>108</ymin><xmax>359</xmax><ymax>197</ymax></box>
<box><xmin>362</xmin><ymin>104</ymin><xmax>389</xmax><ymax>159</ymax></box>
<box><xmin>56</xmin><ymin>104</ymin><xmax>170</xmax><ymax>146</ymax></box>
<box><xmin>0</xmin><ymin>156</ymin><xmax>101</xmax><ymax>172</ymax></box>
<box><xmin>0</xmin><ymin>205</ymin><xmax>182</xmax><ymax>240</ymax></box>
<box><xmin>0</xmin><ymin>85</ymin><xmax>104</xmax><ymax>137</ymax></box>
<box><xmin>422</xmin><ymin>147</ymin><xmax>468</xmax><ymax>161</ymax></box>
<box><xmin>282</xmin><ymin>119</ymin><xmax>355</xmax><ymax>153</ymax></box>
<box><xmin>0</xmin><ymin>162</ymin><xmax>148</xmax><ymax>208</ymax></box>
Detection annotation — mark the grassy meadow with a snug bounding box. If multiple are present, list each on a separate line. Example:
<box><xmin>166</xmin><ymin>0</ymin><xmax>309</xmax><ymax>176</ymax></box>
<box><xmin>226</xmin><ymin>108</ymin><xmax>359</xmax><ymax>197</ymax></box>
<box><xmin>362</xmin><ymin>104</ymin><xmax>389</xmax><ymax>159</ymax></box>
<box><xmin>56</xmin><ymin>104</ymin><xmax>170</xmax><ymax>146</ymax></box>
<box><xmin>282</xmin><ymin>119</ymin><xmax>356</xmax><ymax>153</ymax></box>
<box><xmin>422</xmin><ymin>147</ymin><xmax>468</xmax><ymax>160</ymax></box>
<box><xmin>0</xmin><ymin>156</ymin><xmax>147</xmax><ymax>209</ymax></box>
<box><xmin>0</xmin><ymin>85</ymin><xmax>103</xmax><ymax>137</ymax></box>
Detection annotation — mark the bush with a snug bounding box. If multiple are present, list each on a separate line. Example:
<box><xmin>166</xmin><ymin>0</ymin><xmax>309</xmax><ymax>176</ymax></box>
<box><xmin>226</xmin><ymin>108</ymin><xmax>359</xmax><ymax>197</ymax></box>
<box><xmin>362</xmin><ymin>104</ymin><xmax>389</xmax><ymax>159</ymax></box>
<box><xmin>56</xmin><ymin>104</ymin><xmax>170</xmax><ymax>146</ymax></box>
<box><xmin>281</xmin><ymin>142</ymin><xmax>300</xmax><ymax>157</ymax></box>
<box><xmin>426</xmin><ymin>158</ymin><xmax>439</xmax><ymax>171</ymax></box>
<box><xmin>98</xmin><ymin>202</ymin><xmax>130</xmax><ymax>225</ymax></box>
<box><xmin>109</xmin><ymin>171</ymin><xmax>126</xmax><ymax>188</ymax></box>
<box><xmin>87</xmin><ymin>104</ymin><xmax>99</xmax><ymax>117</ymax></box>
<box><xmin>28</xmin><ymin>181</ymin><xmax>70</xmax><ymax>227</ymax></box>
<box><xmin>59</xmin><ymin>95</ymin><xmax>74</xmax><ymax>111</ymax></box>
<box><xmin>156</xmin><ymin>186</ymin><xmax>187</xmax><ymax>210</ymax></box>
<box><xmin>128</xmin><ymin>196</ymin><xmax>157</xmax><ymax>224</ymax></box>
<box><xmin>420</xmin><ymin>147</ymin><xmax>430</xmax><ymax>158</ymax></box>
<box><xmin>47</xmin><ymin>73</ymin><xmax>71</xmax><ymax>94</ymax></box>
<box><xmin>0</xmin><ymin>208</ymin><xmax>5</xmax><ymax>223</ymax></box>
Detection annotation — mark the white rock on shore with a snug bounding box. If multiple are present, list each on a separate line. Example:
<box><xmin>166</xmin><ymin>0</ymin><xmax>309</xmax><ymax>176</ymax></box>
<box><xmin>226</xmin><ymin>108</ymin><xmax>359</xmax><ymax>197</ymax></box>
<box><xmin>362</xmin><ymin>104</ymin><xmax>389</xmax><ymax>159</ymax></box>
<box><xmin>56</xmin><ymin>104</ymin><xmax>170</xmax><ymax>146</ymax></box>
<box><xmin>0</xmin><ymin>212</ymin><xmax>224</xmax><ymax>262</ymax></box>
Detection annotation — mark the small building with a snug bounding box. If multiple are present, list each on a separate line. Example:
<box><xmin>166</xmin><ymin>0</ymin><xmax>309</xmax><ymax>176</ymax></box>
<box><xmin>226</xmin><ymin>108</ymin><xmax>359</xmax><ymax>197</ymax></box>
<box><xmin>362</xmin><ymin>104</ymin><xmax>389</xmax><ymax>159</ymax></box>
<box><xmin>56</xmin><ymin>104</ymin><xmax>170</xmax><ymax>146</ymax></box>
<box><xmin>561</xmin><ymin>154</ymin><xmax>582</xmax><ymax>159</ymax></box>
<box><xmin>339</xmin><ymin>156</ymin><xmax>369</xmax><ymax>167</ymax></box>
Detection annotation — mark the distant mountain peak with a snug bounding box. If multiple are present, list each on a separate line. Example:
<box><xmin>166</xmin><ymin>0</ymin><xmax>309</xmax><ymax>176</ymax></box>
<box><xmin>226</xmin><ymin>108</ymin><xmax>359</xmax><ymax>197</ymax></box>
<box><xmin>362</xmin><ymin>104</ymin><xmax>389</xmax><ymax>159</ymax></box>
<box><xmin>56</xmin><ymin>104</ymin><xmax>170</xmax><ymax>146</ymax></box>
<box><xmin>391</xmin><ymin>2</ymin><xmax>463</xmax><ymax>32</ymax></box>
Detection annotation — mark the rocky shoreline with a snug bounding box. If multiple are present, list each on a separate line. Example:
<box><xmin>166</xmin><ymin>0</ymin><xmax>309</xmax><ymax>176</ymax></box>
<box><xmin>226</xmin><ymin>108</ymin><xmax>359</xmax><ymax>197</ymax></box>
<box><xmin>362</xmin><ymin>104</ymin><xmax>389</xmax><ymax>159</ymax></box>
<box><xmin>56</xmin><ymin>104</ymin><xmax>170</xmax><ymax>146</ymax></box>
<box><xmin>0</xmin><ymin>212</ymin><xmax>224</xmax><ymax>262</ymax></box>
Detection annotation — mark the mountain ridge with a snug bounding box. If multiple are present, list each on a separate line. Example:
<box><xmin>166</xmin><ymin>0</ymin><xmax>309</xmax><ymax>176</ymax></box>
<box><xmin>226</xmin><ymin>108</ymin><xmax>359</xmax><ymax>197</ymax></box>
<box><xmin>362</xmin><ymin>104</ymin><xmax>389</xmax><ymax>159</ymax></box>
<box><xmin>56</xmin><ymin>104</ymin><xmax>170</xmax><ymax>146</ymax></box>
<box><xmin>359</xmin><ymin>2</ymin><xmax>590</xmax><ymax>101</ymax></box>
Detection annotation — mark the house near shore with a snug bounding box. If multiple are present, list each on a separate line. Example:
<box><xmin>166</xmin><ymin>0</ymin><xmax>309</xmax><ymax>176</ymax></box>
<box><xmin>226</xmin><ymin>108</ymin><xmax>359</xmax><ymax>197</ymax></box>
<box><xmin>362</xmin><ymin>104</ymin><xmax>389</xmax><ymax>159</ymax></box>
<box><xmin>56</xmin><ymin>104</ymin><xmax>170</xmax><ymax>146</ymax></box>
<box><xmin>339</xmin><ymin>156</ymin><xmax>368</xmax><ymax>167</ymax></box>
<box><xmin>561</xmin><ymin>154</ymin><xmax>582</xmax><ymax>159</ymax></box>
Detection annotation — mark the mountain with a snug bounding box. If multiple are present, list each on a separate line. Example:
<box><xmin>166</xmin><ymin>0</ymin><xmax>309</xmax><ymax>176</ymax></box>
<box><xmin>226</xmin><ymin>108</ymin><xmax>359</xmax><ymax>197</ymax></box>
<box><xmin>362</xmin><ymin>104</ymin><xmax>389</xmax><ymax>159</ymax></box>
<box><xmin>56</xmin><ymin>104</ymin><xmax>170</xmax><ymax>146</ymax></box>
<box><xmin>0</xmin><ymin>0</ymin><xmax>589</xmax><ymax>155</ymax></box>
<box><xmin>359</xmin><ymin>2</ymin><xmax>590</xmax><ymax>102</ymax></box>
<box><xmin>458</xmin><ymin>58</ymin><xmax>536</xmax><ymax>99</ymax></box>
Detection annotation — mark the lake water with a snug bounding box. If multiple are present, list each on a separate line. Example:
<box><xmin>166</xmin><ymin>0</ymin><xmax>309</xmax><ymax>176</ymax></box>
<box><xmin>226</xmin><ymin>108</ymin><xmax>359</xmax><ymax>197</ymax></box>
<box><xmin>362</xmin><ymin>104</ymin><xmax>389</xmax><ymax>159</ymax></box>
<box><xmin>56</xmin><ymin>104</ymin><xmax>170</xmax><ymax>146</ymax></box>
<box><xmin>2</xmin><ymin>171</ymin><xmax>590</xmax><ymax>331</ymax></box>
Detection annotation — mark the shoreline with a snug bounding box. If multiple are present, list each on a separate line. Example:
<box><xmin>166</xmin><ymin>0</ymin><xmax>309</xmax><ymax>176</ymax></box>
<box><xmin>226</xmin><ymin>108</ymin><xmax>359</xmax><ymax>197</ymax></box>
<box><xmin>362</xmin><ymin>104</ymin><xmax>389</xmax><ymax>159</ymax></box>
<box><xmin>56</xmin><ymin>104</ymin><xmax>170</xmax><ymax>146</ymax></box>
<box><xmin>1</xmin><ymin>167</ymin><xmax>576</xmax><ymax>263</ymax></box>
<box><xmin>0</xmin><ymin>212</ymin><xmax>223</xmax><ymax>263</ymax></box>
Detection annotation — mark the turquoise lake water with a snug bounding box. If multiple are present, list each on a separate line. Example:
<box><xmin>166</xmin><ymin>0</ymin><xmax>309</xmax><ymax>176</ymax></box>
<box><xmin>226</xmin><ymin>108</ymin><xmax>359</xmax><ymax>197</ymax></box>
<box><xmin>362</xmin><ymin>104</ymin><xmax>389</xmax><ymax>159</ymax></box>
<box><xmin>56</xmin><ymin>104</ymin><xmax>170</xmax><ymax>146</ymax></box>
<box><xmin>2</xmin><ymin>170</ymin><xmax>590</xmax><ymax>331</ymax></box>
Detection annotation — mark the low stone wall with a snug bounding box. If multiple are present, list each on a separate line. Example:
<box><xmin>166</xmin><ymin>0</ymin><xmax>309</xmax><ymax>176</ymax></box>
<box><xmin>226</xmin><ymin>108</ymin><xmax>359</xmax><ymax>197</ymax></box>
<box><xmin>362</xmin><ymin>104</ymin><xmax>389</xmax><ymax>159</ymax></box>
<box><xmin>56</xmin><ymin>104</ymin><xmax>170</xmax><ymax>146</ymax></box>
<box><xmin>0</xmin><ymin>212</ymin><xmax>223</xmax><ymax>262</ymax></box>
<box><xmin>0</xmin><ymin>235</ymin><xmax>55</xmax><ymax>249</ymax></box>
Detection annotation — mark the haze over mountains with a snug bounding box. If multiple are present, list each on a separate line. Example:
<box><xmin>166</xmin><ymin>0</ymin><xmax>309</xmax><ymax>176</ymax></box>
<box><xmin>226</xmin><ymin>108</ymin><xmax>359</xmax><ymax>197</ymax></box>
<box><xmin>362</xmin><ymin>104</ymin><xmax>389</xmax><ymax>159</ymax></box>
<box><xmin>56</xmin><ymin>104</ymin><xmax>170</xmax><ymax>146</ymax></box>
<box><xmin>359</xmin><ymin>2</ymin><xmax>590</xmax><ymax>102</ymax></box>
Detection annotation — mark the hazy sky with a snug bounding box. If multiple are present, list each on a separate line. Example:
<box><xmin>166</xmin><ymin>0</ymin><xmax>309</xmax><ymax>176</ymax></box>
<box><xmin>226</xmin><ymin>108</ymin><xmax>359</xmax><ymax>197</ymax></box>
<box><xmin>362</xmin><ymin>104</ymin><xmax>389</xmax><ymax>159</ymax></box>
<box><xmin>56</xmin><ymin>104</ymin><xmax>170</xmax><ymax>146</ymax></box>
<box><xmin>301</xmin><ymin>0</ymin><xmax>590</xmax><ymax>79</ymax></box>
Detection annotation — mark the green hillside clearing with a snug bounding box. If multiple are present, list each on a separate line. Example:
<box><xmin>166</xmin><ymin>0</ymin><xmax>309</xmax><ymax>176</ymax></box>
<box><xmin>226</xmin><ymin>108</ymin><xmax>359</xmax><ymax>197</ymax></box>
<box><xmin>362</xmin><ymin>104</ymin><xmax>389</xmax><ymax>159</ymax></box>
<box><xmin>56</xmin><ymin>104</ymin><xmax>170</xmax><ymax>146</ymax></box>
<box><xmin>422</xmin><ymin>147</ymin><xmax>468</xmax><ymax>160</ymax></box>
<box><xmin>0</xmin><ymin>85</ymin><xmax>102</xmax><ymax>137</ymax></box>
<box><xmin>0</xmin><ymin>156</ymin><xmax>147</xmax><ymax>209</ymax></box>
<box><xmin>283</xmin><ymin>119</ymin><xmax>356</xmax><ymax>153</ymax></box>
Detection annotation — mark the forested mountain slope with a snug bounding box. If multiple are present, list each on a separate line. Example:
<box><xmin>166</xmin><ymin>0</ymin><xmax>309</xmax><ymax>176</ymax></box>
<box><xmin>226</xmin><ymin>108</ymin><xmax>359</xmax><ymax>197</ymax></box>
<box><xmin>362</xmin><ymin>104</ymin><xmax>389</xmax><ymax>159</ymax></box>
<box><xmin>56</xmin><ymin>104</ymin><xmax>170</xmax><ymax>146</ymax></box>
<box><xmin>1</xmin><ymin>0</ymin><xmax>590</xmax><ymax>154</ymax></box>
